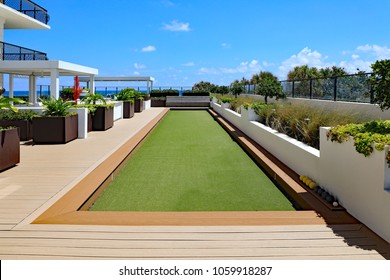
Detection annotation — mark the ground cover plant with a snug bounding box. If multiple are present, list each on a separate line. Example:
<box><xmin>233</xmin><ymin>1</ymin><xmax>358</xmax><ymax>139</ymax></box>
<box><xmin>327</xmin><ymin>120</ymin><xmax>390</xmax><ymax>165</ymax></box>
<box><xmin>90</xmin><ymin>111</ymin><xmax>295</xmax><ymax>211</ymax></box>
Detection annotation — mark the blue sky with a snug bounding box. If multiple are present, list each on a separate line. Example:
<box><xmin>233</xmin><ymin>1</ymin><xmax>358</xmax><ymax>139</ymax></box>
<box><xmin>5</xmin><ymin>0</ymin><xmax>390</xmax><ymax>87</ymax></box>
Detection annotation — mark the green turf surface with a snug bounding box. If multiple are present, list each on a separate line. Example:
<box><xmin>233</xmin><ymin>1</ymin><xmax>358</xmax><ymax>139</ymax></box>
<box><xmin>90</xmin><ymin>110</ymin><xmax>295</xmax><ymax>211</ymax></box>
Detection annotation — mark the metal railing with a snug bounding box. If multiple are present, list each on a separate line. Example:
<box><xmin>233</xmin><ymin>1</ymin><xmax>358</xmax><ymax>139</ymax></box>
<box><xmin>3</xmin><ymin>0</ymin><xmax>50</xmax><ymax>25</ymax></box>
<box><xmin>244</xmin><ymin>73</ymin><xmax>374</xmax><ymax>104</ymax></box>
<box><xmin>0</xmin><ymin>41</ymin><xmax>48</xmax><ymax>60</ymax></box>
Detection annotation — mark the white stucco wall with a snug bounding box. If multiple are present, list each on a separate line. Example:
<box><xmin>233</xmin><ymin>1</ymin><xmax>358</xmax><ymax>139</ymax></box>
<box><xmin>212</xmin><ymin>99</ymin><xmax>390</xmax><ymax>243</ymax></box>
<box><xmin>319</xmin><ymin>127</ymin><xmax>390</xmax><ymax>243</ymax></box>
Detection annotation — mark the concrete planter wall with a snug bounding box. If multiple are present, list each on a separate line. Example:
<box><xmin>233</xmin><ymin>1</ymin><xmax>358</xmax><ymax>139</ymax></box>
<box><xmin>319</xmin><ymin>127</ymin><xmax>390</xmax><ymax>243</ymax></box>
<box><xmin>143</xmin><ymin>100</ymin><xmax>151</xmax><ymax>110</ymax></box>
<box><xmin>211</xmin><ymin>99</ymin><xmax>390</xmax><ymax>243</ymax></box>
<box><xmin>112</xmin><ymin>102</ymin><xmax>123</xmax><ymax>121</ymax></box>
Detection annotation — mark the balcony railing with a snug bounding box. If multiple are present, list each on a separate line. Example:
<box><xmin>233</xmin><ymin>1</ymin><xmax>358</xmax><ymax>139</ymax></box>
<box><xmin>3</xmin><ymin>0</ymin><xmax>50</xmax><ymax>25</ymax></box>
<box><xmin>0</xmin><ymin>41</ymin><xmax>48</xmax><ymax>60</ymax></box>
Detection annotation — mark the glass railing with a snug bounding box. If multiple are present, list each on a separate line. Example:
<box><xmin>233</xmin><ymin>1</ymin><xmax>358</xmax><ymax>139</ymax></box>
<box><xmin>3</xmin><ymin>0</ymin><xmax>50</xmax><ymax>25</ymax></box>
<box><xmin>0</xmin><ymin>41</ymin><xmax>48</xmax><ymax>60</ymax></box>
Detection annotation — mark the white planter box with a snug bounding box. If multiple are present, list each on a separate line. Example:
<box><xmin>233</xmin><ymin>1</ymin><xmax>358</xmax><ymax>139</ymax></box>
<box><xmin>112</xmin><ymin>101</ymin><xmax>123</xmax><ymax>121</ymax></box>
<box><xmin>319</xmin><ymin>127</ymin><xmax>390</xmax><ymax>243</ymax></box>
<box><xmin>68</xmin><ymin>108</ymin><xmax>88</xmax><ymax>139</ymax></box>
<box><xmin>143</xmin><ymin>100</ymin><xmax>151</xmax><ymax>110</ymax></box>
<box><xmin>210</xmin><ymin>98</ymin><xmax>390</xmax><ymax>243</ymax></box>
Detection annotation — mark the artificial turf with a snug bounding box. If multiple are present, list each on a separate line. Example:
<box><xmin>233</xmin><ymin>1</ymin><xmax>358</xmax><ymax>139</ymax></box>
<box><xmin>90</xmin><ymin>110</ymin><xmax>295</xmax><ymax>211</ymax></box>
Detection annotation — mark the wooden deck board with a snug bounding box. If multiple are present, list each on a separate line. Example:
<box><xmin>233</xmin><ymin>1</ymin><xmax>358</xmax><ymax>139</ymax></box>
<box><xmin>0</xmin><ymin>108</ymin><xmax>389</xmax><ymax>259</ymax></box>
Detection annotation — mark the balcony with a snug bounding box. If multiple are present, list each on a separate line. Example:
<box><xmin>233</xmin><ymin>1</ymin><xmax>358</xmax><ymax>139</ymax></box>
<box><xmin>0</xmin><ymin>41</ymin><xmax>48</xmax><ymax>60</ymax></box>
<box><xmin>2</xmin><ymin>0</ymin><xmax>50</xmax><ymax>25</ymax></box>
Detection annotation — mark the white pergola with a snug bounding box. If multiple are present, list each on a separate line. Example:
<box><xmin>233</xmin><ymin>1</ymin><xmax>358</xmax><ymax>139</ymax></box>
<box><xmin>0</xmin><ymin>60</ymin><xmax>98</xmax><ymax>104</ymax></box>
<box><xmin>79</xmin><ymin>76</ymin><xmax>155</xmax><ymax>93</ymax></box>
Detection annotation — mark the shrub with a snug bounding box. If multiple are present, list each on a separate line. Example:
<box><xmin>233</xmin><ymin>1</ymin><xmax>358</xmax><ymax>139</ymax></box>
<box><xmin>116</xmin><ymin>88</ymin><xmax>136</xmax><ymax>101</ymax></box>
<box><xmin>182</xmin><ymin>90</ymin><xmax>210</xmax><ymax>96</ymax></box>
<box><xmin>0</xmin><ymin>109</ymin><xmax>39</xmax><ymax>121</ymax></box>
<box><xmin>327</xmin><ymin>120</ymin><xmax>390</xmax><ymax>164</ymax></box>
<box><xmin>253</xmin><ymin>103</ymin><xmax>363</xmax><ymax>149</ymax></box>
<box><xmin>150</xmin><ymin>89</ymin><xmax>179</xmax><ymax>97</ymax></box>
<box><xmin>41</xmin><ymin>98</ymin><xmax>75</xmax><ymax>117</ymax></box>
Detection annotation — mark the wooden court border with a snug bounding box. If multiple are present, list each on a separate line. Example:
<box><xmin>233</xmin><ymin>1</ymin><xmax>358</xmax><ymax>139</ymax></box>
<box><xmin>32</xmin><ymin>108</ymin><xmax>358</xmax><ymax>226</ymax></box>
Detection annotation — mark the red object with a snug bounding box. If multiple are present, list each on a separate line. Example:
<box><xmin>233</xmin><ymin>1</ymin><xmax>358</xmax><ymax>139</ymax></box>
<box><xmin>73</xmin><ymin>76</ymin><xmax>82</xmax><ymax>104</ymax></box>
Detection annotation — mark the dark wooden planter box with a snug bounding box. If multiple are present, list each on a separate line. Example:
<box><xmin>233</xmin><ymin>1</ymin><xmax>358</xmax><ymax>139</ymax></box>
<box><xmin>0</xmin><ymin>127</ymin><xmax>20</xmax><ymax>171</ymax></box>
<box><xmin>0</xmin><ymin>120</ymin><xmax>32</xmax><ymax>141</ymax></box>
<box><xmin>134</xmin><ymin>99</ymin><xmax>144</xmax><ymax>113</ymax></box>
<box><xmin>92</xmin><ymin>107</ymin><xmax>114</xmax><ymax>131</ymax></box>
<box><xmin>123</xmin><ymin>101</ymin><xmax>135</xmax><ymax>118</ymax></box>
<box><xmin>32</xmin><ymin>114</ymin><xmax>78</xmax><ymax>144</ymax></box>
<box><xmin>88</xmin><ymin>113</ymin><xmax>92</xmax><ymax>132</ymax></box>
<box><xmin>151</xmin><ymin>99</ymin><xmax>166</xmax><ymax>107</ymax></box>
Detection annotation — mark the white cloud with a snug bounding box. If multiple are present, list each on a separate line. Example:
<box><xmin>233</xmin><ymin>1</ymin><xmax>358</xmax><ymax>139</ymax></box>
<box><xmin>351</xmin><ymin>54</ymin><xmax>360</xmax><ymax>60</ymax></box>
<box><xmin>133</xmin><ymin>71</ymin><xmax>140</xmax><ymax>75</ymax></box>
<box><xmin>182</xmin><ymin>62</ymin><xmax>195</xmax><ymax>67</ymax></box>
<box><xmin>162</xmin><ymin>20</ymin><xmax>190</xmax><ymax>32</ymax></box>
<box><xmin>141</xmin><ymin>45</ymin><xmax>156</xmax><ymax>52</ymax></box>
<box><xmin>221</xmin><ymin>43</ymin><xmax>231</xmax><ymax>48</ymax></box>
<box><xmin>338</xmin><ymin>44</ymin><xmax>390</xmax><ymax>73</ymax></box>
<box><xmin>198</xmin><ymin>60</ymin><xmax>261</xmax><ymax>75</ymax></box>
<box><xmin>356</xmin><ymin>44</ymin><xmax>390</xmax><ymax>59</ymax></box>
<box><xmin>134</xmin><ymin>63</ymin><xmax>146</xmax><ymax>69</ymax></box>
<box><xmin>278</xmin><ymin>47</ymin><xmax>331</xmax><ymax>79</ymax></box>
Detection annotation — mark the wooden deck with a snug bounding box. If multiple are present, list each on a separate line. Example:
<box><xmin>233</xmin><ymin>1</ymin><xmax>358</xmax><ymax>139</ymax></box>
<box><xmin>1</xmin><ymin>107</ymin><xmax>390</xmax><ymax>259</ymax></box>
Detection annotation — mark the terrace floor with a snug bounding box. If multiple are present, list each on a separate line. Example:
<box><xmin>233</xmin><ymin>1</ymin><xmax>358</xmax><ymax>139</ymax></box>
<box><xmin>0</xmin><ymin>108</ymin><xmax>390</xmax><ymax>259</ymax></box>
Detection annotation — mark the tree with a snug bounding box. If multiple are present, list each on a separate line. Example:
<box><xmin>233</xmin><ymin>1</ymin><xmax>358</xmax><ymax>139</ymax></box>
<box><xmin>254</xmin><ymin>72</ymin><xmax>284</xmax><ymax>103</ymax></box>
<box><xmin>193</xmin><ymin>81</ymin><xmax>218</xmax><ymax>92</ymax></box>
<box><xmin>370</xmin><ymin>59</ymin><xmax>390</xmax><ymax>111</ymax></box>
<box><xmin>230</xmin><ymin>80</ymin><xmax>245</xmax><ymax>96</ymax></box>
<box><xmin>287</xmin><ymin>65</ymin><xmax>319</xmax><ymax>80</ymax></box>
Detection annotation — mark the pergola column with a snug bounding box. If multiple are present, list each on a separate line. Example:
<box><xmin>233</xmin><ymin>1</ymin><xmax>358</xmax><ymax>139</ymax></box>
<box><xmin>8</xmin><ymin>74</ymin><xmax>14</xmax><ymax>98</ymax></box>
<box><xmin>50</xmin><ymin>69</ymin><xmax>60</xmax><ymax>99</ymax></box>
<box><xmin>89</xmin><ymin>75</ymin><xmax>95</xmax><ymax>94</ymax></box>
<box><xmin>29</xmin><ymin>75</ymin><xmax>37</xmax><ymax>104</ymax></box>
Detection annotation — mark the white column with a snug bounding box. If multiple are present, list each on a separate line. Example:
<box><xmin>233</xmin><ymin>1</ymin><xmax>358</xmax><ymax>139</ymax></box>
<box><xmin>9</xmin><ymin>74</ymin><xmax>14</xmax><ymax>98</ymax></box>
<box><xmin>28</xmin><ymin>75</ymin><xmax>38</xmax><ymax>104</ymax></box>
<box><xmin>0</xmin><ymin>18</ymin><xmax>4</xmax><ymax>41</ymax></box>
<box><xmin>89</xmin><ymin>75</ymin><xmax>95</xmax><ymax>94</ymax></box>
<box><xmin>50</xmin><ymin>69</ymin><xmax>60</xmax><ymax>99</ymax></box>
<box><xmin>0</xmin><ymin>18</ymin><xmax>4</xmax><ymax>89</ymax></box>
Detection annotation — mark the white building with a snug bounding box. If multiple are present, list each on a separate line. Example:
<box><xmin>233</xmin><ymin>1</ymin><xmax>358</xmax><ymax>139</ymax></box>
<box><xmin>0</xmin><ymin>0</ymin><xmax>98</xmax><ymax>103</ymax></box>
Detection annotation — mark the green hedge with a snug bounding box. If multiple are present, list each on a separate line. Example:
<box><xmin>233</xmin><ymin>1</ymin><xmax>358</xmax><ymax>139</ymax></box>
<box><xmin>150</xmin><ymin>89</ymin><xmax>180</xmax><ymax>97</ymax></box>
<box><xmin>182</xmin><ymin>90</ymin><xmax>210</xmax><ymax>96</ymax></box>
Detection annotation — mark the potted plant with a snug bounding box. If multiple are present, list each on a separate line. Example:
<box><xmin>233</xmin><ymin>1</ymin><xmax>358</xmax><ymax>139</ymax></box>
<box><xmin>116</xmin><ymin>88</ymin><xmax>135</xmax><ymax>118</ymax></box>
<box><xmin>0</xmin><ymin>109</ymin><xmax>39</xmax><ymax>141</ymax></box>
<box><xmin>132</xmin><ymin>91</ymin><xmax>144</xmax><ymax>113</ymax></box>
<box><xmin>83</xmin><ymin>93</ymin><xmax>114</xmax><ymax>131</ymax></box>
<box><xmin>32</xmin><ymin>98</ymin><xmax>78</xmax><ymax>144</ymax></box>
<box><xmin>0</xmin><ymin>126</ymin><xmax>20</xmax><ymax>171</ymax></box>
<box><xmin>0</xmin><ymin>96</ymin><xmax>21</xmax><ymax>171</ymax></box>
